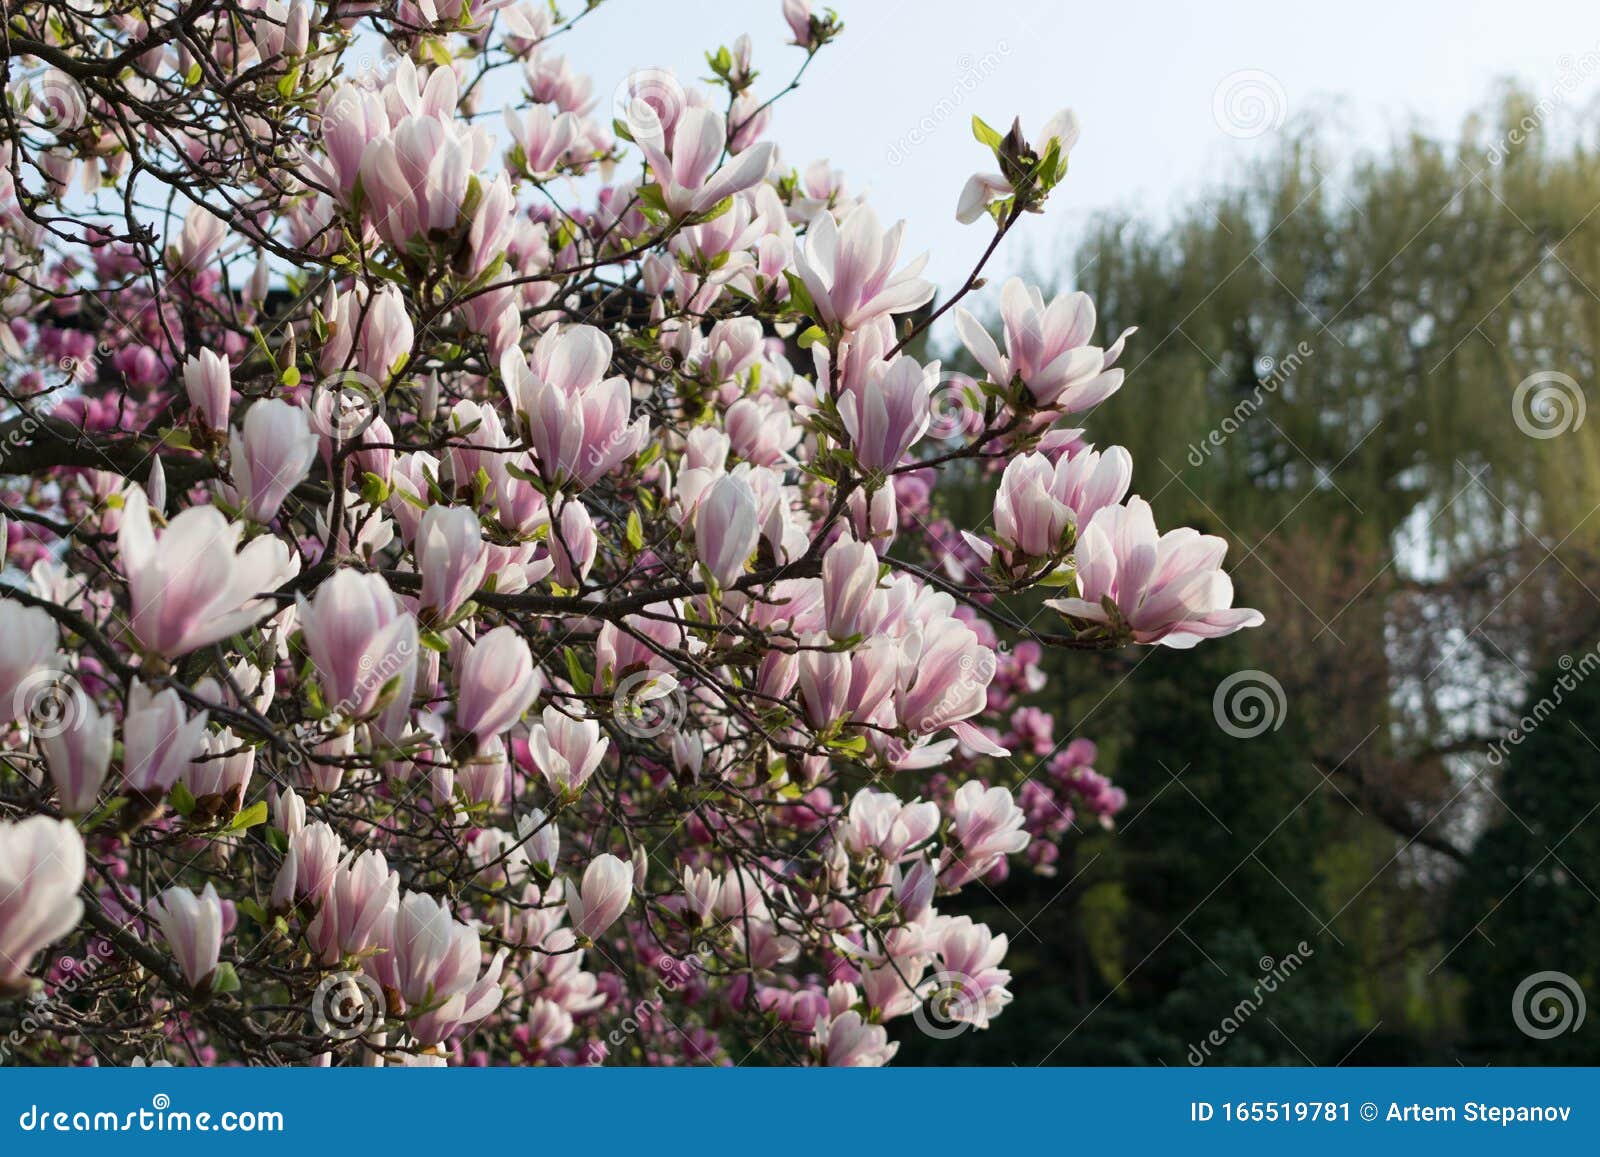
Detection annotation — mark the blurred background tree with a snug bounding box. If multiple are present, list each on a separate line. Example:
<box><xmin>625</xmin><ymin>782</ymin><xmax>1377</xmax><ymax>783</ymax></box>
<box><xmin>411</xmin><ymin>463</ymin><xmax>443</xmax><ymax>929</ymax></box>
<box><xmin>906</xmin><ymin>85</ymin><xmax>1600</xmax><ymax>1064</ymax></box>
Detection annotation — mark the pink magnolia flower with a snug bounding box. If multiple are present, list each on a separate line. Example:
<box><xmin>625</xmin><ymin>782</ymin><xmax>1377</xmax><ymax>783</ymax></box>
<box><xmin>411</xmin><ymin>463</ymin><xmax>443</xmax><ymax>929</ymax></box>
<box><xmin>942</xmin><ymin>781</ymin><xmax>1030</xmax><ymax>887</ymax></box>
<box><xmin>526</xmin><ymin>706</ymin><xmax>609</xmax><ymax>794</ymax></box>
<box><xmin>455</xmin><ymin>627</ymin><xmax>539</xmax><ymax>741</ymax></box>
<box><xmin>928</xmin><ymin>914</ymin><xmax>1013</xmax><ymax>1029</ymax></box>
<box><xmin>318</xmin><ymin>283</ymin><xmax>414</xmax><ymax>386</ymax></box>
<box><xmin>501</xmin><ymin>327</ymin><xmax>649</xmax><ymax>488</ymax></box>
<box><xmin>548</xmin><ymin>499</ymin><xmax>597</xmax><ymax>589</ymax></box>
<box><xmin>784</xmin><ymin>0</ymin><xmax>818</xmax><ymax>48</ymax></box>
<box><xmin>795</xmin><ymin>205</ymin><xmax>935</xmax><ymax>332</ymax></box>
<box><xmin>813</xmin><ymin>1009</ymin><xmax>898</xmax><ymax>1066</ymax></box>
<box><xmin>386</xmin><ymin>890</ymin><xmax>506</xmax><ymax>1047</ymax></box>
<box><xmin>567</xmin><ymin>853</ymin><xmax>633</xmax><ymax>941</ymax></box>
<box><xmin>41</xmin><ymin>695</ymin><xmax>114</xmax><ymax>815</ymax></box>
<box><xmin>0</xmin><ymin>816</ymin><xmax>85</xmax><ymax>992</ymax></box>
<box><xmin>821</xmin><ymin>536</ymin><xmax>881</xmax><ymax>642</ymax></box>
<box><xmin>505</xmin><ymin>105</ymin><xmax>580</xmax><ymax>178</ymax></box>
<box><xmin>1045</xmin><ymin>496</ymin><xmax>1265</xmax><ymax>647</ymax></box>
<box><xmin>174</xmin><ymin>205</ymin><xmax>227</xmax><ymax>272</ymax></box>
<box><xmin>310</xmin><ymin>849</ymin><xmax>398</xmax><ymax>963</ymax></box>
<box><xmin>181</xmin><ymin>727</ymin><xmax>255</xmax><ymax>805</ymax></box>
<box><xmin>838</xmin><ymin>355</ymin><xmax>934</xmax><ymax>471</ymax></box>
<box><xmin>416</xmin><ymin>504</ymin><xmax>487</xmax><ymax>623</ymax></box>
<box><xmin>297</xmin><ymin>570</ymin><xmax>418</xmax><ymax>723</ymax></box>
<box><xmin>152</xmin><ymin>882</ymin><xmax>224</xmax><ymax>989</ymax></box>
<box><xmin>358</xmin><ymin>110</ymin><xmax>490</xmax><ymax>249</ymax></box>
<box><xmin>278</xmin><ymin>821</ymin><xmax>343</xmax><ymax>905</ymax></box>
<box><xmin>893</xmin><ymin>619</ymin><xmax>1004</xmax><ymax>753</ymax></box>
<box><xmin>842</xmin><ymin>789</ymin><xmax>940</xmax><ymax>862</ymax></box>
<box><xmin>182</xmin><ymin>350</ymin><xmax>232</xmax><ymax>431</ymax></box>
<box><xmin>122</xmin><ymin>680</ymin><xmax>210</xmax><ymax>795</ymax></box>
<box><xmin>118</xmin><ymin>488</ymin><xmax>297</xmax><ymax>659</ymax></box>
<box><xmin>636</xmin><ymin>105</ymin><xmax>776</xmax><ymax>217</ymax></box>
<box><xmin>954</xmin><ymin>276</ymin><xmax>1135</xmax><ymax>412</ymax></box>
<box><xmin>0</xmin><ymin>601</ymin><xmax>60</xmax><ymax>722</ymax></box>
<box><xmin>696</xmin><ymin>472</ymin><xmax>760</xmax><ymax>586</ymax></box>
<box><xmin>226</xmin><ymin>399</ymin><xmax>318</xmax><ymax>523</ymax></box>
<box><xmin>799</xmin><ymin>641</ymin><xmax>898</xmax><ymax>730</ymax></box>
<box><xmin>966</xmin><ymin>446</ymin><xmax>1132</xmax><ymax>572</ymax></box>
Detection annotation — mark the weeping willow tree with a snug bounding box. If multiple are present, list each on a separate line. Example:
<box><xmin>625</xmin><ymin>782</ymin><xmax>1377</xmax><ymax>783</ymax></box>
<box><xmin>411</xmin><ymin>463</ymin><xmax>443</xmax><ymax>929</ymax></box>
<box><xmin>1000</xmin><ymin>88</ymin><xmax>1600</xmax><ymax>1052</ymax></box>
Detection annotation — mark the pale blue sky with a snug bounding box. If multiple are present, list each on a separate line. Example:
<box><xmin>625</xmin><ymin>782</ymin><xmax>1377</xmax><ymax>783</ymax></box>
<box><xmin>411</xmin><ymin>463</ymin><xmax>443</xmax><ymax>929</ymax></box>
<box><xmin>561</xmin><ymin>0</ymin><xmax>1600</xmax><ymax>289</ymax></box>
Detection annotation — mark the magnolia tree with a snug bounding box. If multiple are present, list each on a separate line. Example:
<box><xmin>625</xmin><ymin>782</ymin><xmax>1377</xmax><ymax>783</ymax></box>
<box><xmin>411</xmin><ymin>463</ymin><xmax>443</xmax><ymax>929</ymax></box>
<box><xmin>0</xmin><ymin>0</ymin><xmax>1260</xmax><ymax>1066</ymax></box>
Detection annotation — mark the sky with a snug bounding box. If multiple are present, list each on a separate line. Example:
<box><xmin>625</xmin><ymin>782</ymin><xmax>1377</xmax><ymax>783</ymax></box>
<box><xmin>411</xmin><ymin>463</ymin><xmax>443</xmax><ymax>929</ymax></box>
<box><xmin>559</xmin><ymin>0</ymin><xmax>1600</xmax><ymax>291</ymax></box>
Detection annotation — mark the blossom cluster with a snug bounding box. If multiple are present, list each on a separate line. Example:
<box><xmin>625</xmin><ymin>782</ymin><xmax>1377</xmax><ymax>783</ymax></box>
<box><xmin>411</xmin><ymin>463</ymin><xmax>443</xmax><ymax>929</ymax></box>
<box><xmin>0</xmin><ymin>0</ymin><xmax>1258</xmax><ymax>1065</ymax></box>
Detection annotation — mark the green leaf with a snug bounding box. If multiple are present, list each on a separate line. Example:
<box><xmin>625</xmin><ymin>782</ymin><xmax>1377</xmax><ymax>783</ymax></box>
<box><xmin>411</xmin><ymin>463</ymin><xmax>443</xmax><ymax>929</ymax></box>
<box><xmin>169</xmin><ymin>781</ymin><xmax>196</xmax><ymax>818</ymax></box>
<box><xmin>359</xmin><ymin>471</ymin><xmax>390</xmax><ymax>506</ymax></box>
<box><xmin>972</xmin><ymin>115</ymin><xmax>1004</xmax><ymax>150</ymax></box>
<box><xmin>225</xmin><ymin>800</ymin><xmax>269</xmax><ymax>833</ymax></box>
<box><xmin>796</xmin><ymin>324</ymin><xmax>828</xmax><ymax>350</ymax></box>
<box><xmin>563</xmin><ymin>647</ymin><xmax>594</xmax><ymax>695</ymax></box>
<box><xmin>784</xmin><ymin>270</ymin><xmax>819</xmax><ymax>323</ymax></box>
<box><xmin>209</xmin><ymin>962</ymin><xmax>241</xmax><ymax>995</ymax></box>
<box><xmin>625</xmin><ymin>509</ymin><xmax>644</xmax><ymax>552</ymax></box>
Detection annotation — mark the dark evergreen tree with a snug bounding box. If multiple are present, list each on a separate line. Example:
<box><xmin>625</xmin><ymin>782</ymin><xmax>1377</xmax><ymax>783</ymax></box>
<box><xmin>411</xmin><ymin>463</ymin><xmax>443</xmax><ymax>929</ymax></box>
<box><xmin>1447</xmin><ymin>660</ymin><xmax>1600</xmax><ymax>1063</ymax></box>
